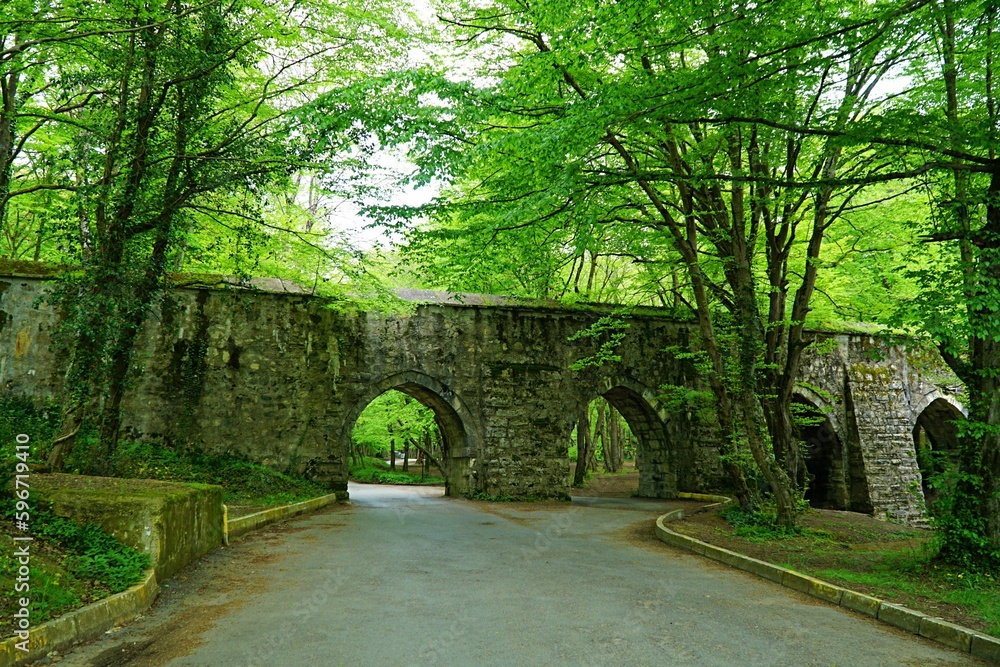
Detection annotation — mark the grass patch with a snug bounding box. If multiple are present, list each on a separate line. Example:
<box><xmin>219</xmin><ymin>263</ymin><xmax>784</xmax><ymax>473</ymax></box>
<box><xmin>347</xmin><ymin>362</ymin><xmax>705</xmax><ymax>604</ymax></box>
<box><xmin>815</xmin><ymin>557</ymin><xmax>1000</xmax><ymax>636</ymax></box>
<box><xmin>720</xmin><ymin>505</ymin><xmax>809</xmax><ymax>541</ymax></box>
<box><xmin>674</xmin><ymin>505</ymin><xmax>1000</xmax><ymax>637</ymax></box>
<box><xmin>349</xmin><ymin>457</ymin><xmax>444</xmax><ymax>486</ymax></box>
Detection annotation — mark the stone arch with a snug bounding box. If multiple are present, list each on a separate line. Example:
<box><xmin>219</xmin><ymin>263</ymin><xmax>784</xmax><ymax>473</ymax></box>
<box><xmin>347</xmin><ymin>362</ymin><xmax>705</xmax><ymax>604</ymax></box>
<box><xmin>571</xmin><ymin>378</ymin><xmax>677</xmax><ymax>498</ymax></box>
<box><xmin>793</xmin><ymin>385</ymin><xmax>838</xmax><ymax>423</ymax></box>
<box><xmin>341</xmin><ymin>371</ymin><xmax>480</xmax><ymax>497</ymax></box>
<box><xmin>911</xmin><ymin>391</ymin><xmax>967</xmax><ymax>422</ymax></box>
<box><xmin>912</xmin><ymin>396</ymin><xmax>965</xmax><ymax>504</ymax></box>
<box><xmin>793</xmin><ymin>393</ymin><xmax>871</xmax><ymax>512</ymax></box>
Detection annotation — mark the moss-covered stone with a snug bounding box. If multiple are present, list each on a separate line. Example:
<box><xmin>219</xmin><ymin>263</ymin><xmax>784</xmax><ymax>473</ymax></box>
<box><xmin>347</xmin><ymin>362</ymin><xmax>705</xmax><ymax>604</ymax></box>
<box><xmin>32</xmin><ymin>474</ymin><xmax>223</xmax><ymax>582</ymax></box>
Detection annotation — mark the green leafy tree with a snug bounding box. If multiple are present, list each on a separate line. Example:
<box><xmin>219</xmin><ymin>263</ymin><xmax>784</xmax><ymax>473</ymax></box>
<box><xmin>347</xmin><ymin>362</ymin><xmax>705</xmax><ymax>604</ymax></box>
<box><xmin>316</xmin><ymin>0</ymin><xmax>925</xmax><ymax>525</ymax></box>
<box><xmin>352</xmin><ymin>390</ymin><xmax>442</xmax><ymax>473</ymax></box>
<box><xmin>1</xmin><ymin>0</ymin><xmax>405</xmax><ymax>471</ymax></box>
<box><xmin>881</xmin><ymin>0</ymin><xmax>1000</xmax><ymax>568</ymax></box>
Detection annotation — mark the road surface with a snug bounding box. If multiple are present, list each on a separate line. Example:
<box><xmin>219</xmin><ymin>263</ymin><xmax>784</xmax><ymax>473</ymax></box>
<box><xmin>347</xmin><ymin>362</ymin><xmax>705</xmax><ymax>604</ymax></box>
<box><xmin>57</xmin><ymin>483</ymin><xmax>982</xmax><ymax>666</ymax></box>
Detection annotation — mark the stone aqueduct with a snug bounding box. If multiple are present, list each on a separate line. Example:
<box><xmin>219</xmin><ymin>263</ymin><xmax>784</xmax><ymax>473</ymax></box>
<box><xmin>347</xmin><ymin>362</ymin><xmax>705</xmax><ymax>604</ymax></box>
<box><xmin>0</xmin><ymin>268</ymin><xmax>967</xmax><ymax>524</ymax></box>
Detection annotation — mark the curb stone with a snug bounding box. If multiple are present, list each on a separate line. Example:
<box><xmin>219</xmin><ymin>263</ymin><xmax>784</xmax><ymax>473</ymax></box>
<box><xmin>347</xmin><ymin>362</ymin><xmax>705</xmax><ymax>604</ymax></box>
<box><xmin>656</xmin><ymin>501</ymin><xmax>999</xmax><ymax>664</ymax></box>
<box><xmin>224</xmin><ymin>493</ymin><xmax>339</xmax><ymax>542</ymax></box>
<box><xmin>840</xmin><ymin>589</ymin><xmax>881</xmax><ymax>617</ymax></box>
<box><xmin>878</xmin><ymin>602</ymin><xmax>926</xmax><ymax>634</ymax></box>
<box><xmin>0</xmin><ymin>570</ymin><xmax>158</xmax><ymax>667</ymax></box>
<box><xmin>973</xmin><ymin>634</ymin><xmax>1000</xmax><ymax>662</ymax></box>
<box><xmin>919</xmin><ymin>616</ymin><xmax>974</xmax><ymax>652</ymax></box>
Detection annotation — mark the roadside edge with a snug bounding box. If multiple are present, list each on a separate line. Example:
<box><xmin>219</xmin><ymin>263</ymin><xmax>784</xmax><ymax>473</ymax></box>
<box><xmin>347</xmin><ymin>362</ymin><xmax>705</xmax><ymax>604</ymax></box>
<box><xmin>1</xmin><ymin>492</ymin><xmax>340</xmax><ymax>665</ymax></box>
<box><xmin>224</xmin><ymin>493</ymin><xmax>340</xmax><ymax>542</ymax></box>
<box><xmin>655</xmin><ymin>505</ymin><xmax>1000</xmax><ymax>663</ymax></box>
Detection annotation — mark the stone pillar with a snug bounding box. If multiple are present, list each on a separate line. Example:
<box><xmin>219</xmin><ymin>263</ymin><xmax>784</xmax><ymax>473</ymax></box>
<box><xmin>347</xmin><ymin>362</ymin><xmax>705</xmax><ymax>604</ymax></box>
<box><xmin>844</xmin><ymin>338</ymin><xmax>926</xmax><ymax>524</ymax></box>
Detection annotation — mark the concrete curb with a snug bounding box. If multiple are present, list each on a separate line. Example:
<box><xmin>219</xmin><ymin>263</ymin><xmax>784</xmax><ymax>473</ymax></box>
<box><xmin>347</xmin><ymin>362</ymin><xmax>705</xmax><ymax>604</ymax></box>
<box><xmin>224</xmin><ymin>493</ymin><xmax>339</xmax><ymax>543</ymax></box>
<box><xmin>0</xmin><ymin>569</ymin><xmax>159</xmax><ymax>666</ymax></box>
<box><xmin>676</xmin><ymin>491</ymin><xmax>732</xmax><ymax>507</ymax></box>
<box><xmin>656</xmin><ymin>507</ymin><xmax>1000</xmax><ymax>663</ymax></box>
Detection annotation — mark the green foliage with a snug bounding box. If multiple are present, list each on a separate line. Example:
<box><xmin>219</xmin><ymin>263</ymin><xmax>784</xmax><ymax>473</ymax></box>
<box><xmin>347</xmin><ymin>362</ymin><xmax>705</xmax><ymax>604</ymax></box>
<box><xmin>0</xmin><ymin>495</ymin><xmax>151</xmax><ymax>627</ymax></box>
<box><xmin>0</xmin><ymin>499</ymin><xmax>151</xmax><ymax>595</ymax></box>
<box><xmin>351</xmin><ymin>390</ymin><xmax>441</xmax><ymax>461</ymax></box>
<box><xmin>349</xmin><ymin>458</ymin><xmax>444</xmax><ymax>486</ymax></box>
<box><xmin>110</xmin><ymin>440</ymin><xmax>326</xmax><ymax>506</ymax></box>
<box><xmin>567</xmin><ymin>316</ymin><xmax>630</xmax><ymax>370</ymax></box>
<box><xmin>3</xmin><ymin>0</ymin><xmax>1000</xmax><ymax>570</ymax></box>
<box><xmin>0</xmin><ymin>395</ymin><xmax>60</xmax><ymax>486</ymax></box>
<box><xmin>567</xmin><ymin>396</ymin><xmax>636</xmax><ymax>474</ymax></box>
<box><xmin>0</xmin><ymin>540</ymin><xmax>81</xmax><ymax>626</ymax></box>
<box><xmin>2</xmin><ymin>0</ymin><xmax>413</xmax><ymax>474</ymax></box>
<box><xmin>720</xmin><ymin>505</ymin><xmax>804</xmax><ymax>541</ymax></box>
<box><xmin>927</xmin><ymin>467</ymin><xmax>1000</xmax><ymax>573</ymax></box>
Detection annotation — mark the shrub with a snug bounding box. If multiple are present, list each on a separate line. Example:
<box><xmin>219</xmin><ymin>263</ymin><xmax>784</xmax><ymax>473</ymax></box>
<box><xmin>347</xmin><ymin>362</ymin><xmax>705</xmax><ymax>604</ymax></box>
<box><xmin>720</xmin><ymin>505</ymin><xmax>803</xmax><ymax>541</ymax></box>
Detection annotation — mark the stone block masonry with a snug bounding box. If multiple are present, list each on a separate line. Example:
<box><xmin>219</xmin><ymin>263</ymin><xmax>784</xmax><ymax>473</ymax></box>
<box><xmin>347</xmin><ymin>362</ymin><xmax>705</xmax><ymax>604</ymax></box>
<box><xmin>0</xmin><ymin>266</ymin><xmax>965</xmax><ymax>523</ymax></box>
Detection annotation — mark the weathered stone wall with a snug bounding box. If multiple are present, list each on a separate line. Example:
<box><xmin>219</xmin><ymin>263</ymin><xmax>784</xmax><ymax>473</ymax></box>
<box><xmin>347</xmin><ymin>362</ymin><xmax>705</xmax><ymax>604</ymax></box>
<box><xmin>796</xmin><ymin>335</ymin><xmax>967</xmax><ymax>523</ymax></box>
<box><xmin>0</xmin><ymin>269</ymin><xmax>966</xmax><ymax>523</ymax></box>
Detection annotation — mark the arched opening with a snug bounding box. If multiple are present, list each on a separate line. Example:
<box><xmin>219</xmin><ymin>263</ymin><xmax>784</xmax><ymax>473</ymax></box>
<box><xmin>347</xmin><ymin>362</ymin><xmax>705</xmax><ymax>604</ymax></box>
<box><xmin>350</xmin><ymin>389</ymin><xmax>447</xmax><ymax>485</ymax></box>
<box><xmin>342</xmin><ymin>373</ymin><xmax>476</xmax><ymax>497</ymax></box>
<box><xmin>570</xmin><ymin>384</ymin><xmax>675</xmax><ymax>499</ymax></box>
<box><xmin>569</xmin><ymin>396</ymin><xmax>638</xmax><ymax>497</ymax></box>
<box><xmin>794</xmin><ymin>395</ymin><xmax>870</xmax><ymax>512</ymax></box>
<box><xmin>913</xmin><ymin>397</ymin><xmax>964</xmax><ymax>506</ymax></box>
<box><xmin>796</xmin><ymin>397</ymin><xmax>843</xmax><ymax>509</ymax></box>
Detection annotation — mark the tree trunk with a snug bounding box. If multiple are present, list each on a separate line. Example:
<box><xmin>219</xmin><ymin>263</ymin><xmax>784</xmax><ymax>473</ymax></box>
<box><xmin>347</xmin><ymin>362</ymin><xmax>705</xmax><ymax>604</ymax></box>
<box><xmin>96</xmin><ymin>225</ymin><xmax>173</xmax><ymax>468</ymax></box>
<box><xmin>587</xmin><ymin>405</ymin><xmax>600</xmax><ymax>473</ymax></box>
<box><xmin>933</xmin><ymin>5</ymin><xmax>1000</xmax><ymax>562</ymax></box>
<box><xmin>409</xmin><ymin>436</ymin><xmax>444</xmax><ymax>480</ymax></box>
<box><xmin>739</xmin><ymin>390</ymin><xmax>797</xmax><ymax>527</ymax></box>
<box><xmin>0</xmin><ymin>66</ymin><xmax>19</xmax><ymax>231</ymax></box>
<box><xmin>388</xmin><ymin>422</ymin><xmax>396</xmax><ymax>471</ymax></box>
<box><xmin>402</xmin><ymin>439</ymin><xmax>410</xmax><ymax>472</ymax></box>
<box><xmin>608</xmin><ymin>406</ymin><xmax>625</xmax><ymax>472</ymax></box>
<box><xmin>764</xmin><ymin>394</ymin><xmax>803</xmax><ymax>488</ymax></box>
<box><xmin>45</xmin><ymin>404</ymin><xmax>83</xmax><ymax>472</ymax></box>
<box><xmin>597</xmin><ymin>401</ymin><xmax>612</xmax><ymax>472</ymax></box>
<box><xmin>573</xmin><ymin>408</ymin><xmax>590</xmax><ymax>486</ymax></box>
<box><xmin>46</xmin><ymin>278</ymin><xmax>112</xmax><ymax>472</ymax></box>
<box><xmin>432</xmin><ymin>427</ymin><xmax>444</xmax><ymax>458</ymax></box>
<box><xmin>949</xmin><ymin>161</ymin><xmax>1000</xmax><ymax>559</ymax></box>
<box><xmin>422</xmin><ymin>428</ymin><xmax>431</xmax><ymax>478</ymax></box>
<box><xmin>589</xmin><ymin>401</ymin><xmax>601</xmax><ymax>470</ymax></box>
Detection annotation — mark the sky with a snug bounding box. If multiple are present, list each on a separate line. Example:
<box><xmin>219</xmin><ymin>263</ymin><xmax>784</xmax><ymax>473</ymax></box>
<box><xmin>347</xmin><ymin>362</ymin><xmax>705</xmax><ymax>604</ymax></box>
<box><xmin>319</xmin><ymin>0</ymin><xmax>445</xmax><ymax>251</ymax></box>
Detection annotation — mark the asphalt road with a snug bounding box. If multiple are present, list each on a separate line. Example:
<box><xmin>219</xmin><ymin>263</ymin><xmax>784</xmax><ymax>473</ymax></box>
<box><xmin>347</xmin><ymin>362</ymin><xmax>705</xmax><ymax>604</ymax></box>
<box><xmin>57</xmin><ymin>483</ymin><xmax>983</xmax><ymax>667</ymax></box>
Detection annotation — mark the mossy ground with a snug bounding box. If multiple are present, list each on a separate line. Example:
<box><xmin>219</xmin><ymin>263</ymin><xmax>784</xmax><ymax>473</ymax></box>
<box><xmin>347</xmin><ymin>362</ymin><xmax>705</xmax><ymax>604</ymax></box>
<box><xmin>110</xmin><ymin>440</ymin><xmax>327</xmax><ymax>506</ymax></box>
